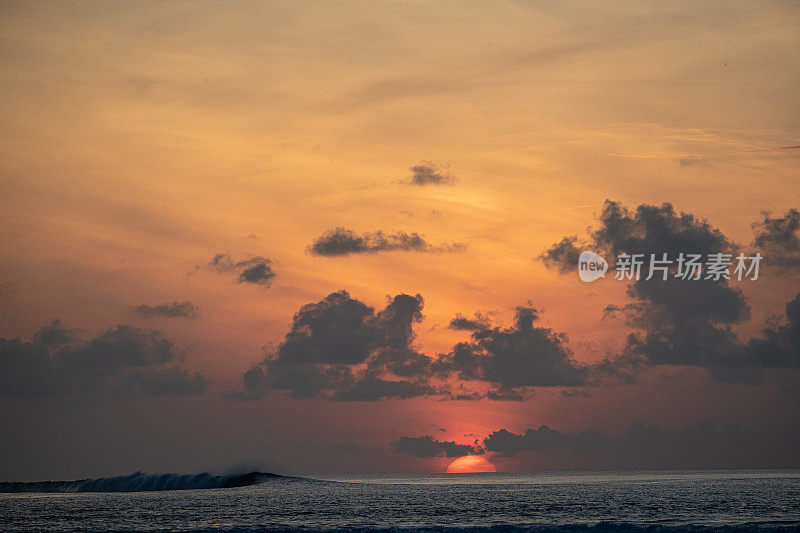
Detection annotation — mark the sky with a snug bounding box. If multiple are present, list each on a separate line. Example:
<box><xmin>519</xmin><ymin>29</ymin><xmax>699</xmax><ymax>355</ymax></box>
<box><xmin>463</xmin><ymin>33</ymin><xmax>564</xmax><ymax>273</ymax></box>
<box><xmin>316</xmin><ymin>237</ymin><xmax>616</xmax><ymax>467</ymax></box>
<box><xmin>0</xmin><ymin>1</ymin><xmax>799</xmax><ymax>481</ymax></box>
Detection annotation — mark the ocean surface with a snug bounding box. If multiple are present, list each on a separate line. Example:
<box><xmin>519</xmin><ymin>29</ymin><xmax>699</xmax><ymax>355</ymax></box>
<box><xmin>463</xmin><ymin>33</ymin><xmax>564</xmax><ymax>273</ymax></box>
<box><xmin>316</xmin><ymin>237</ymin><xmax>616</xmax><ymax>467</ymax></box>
<box><xmin>1</xmin><ymin>470</ymin><xmax>798</xmax><ymax>532</ymax></box>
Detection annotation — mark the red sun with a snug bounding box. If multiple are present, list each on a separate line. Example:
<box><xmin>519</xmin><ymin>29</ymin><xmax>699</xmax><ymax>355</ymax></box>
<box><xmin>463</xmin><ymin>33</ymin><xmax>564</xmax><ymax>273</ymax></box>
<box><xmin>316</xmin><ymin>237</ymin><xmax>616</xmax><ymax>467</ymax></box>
<box><xmin>446</xmin><ymin>455</ymin><xmax>496</xmax><ymax>473</ymax></box>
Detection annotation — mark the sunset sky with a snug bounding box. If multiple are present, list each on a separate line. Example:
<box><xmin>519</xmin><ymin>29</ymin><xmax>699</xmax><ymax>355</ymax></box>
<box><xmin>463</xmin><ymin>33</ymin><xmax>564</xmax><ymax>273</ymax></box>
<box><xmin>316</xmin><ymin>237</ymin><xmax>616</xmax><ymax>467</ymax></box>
<box><xmin>1</xmin><ymin>1</ymin><xmax>799</xmax><ymax>481</ymax></box>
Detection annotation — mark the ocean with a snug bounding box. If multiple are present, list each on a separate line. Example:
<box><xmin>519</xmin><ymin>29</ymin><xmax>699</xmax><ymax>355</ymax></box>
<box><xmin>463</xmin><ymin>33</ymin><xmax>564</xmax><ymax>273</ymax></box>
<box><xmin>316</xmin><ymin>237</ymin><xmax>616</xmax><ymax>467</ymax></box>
<box><xmin>0</xmin><ymin>470</ymin><xmax>798</xmax><ymax>532</ymax></box>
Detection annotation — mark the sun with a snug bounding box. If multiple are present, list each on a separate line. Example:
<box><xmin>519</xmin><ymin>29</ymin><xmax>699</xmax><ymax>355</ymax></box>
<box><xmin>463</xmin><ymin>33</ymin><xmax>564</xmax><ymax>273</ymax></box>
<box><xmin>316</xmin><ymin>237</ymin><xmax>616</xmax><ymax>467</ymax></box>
<box><xmin>446</xmin><ymin>455</ymin><xmax>496</xmax><ymax>473</ymax></box>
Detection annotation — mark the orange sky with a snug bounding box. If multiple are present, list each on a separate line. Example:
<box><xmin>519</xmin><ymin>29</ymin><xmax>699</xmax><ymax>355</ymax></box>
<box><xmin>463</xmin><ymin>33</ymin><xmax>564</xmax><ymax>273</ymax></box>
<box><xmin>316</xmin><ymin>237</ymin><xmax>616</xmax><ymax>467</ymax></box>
<box><xmin>0</xmin><ymin>1</ymin><xmax>798</xmax><ymax>480</ymax></box>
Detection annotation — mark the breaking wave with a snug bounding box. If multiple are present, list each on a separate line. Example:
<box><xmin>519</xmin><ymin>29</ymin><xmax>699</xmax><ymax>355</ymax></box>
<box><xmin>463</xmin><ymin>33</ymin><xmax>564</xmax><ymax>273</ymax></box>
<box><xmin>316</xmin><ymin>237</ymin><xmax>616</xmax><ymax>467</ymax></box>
<box><xmin>0</xmin><ymin>471</ymin><xmax>295</xmax><ymax>493</ymax></box>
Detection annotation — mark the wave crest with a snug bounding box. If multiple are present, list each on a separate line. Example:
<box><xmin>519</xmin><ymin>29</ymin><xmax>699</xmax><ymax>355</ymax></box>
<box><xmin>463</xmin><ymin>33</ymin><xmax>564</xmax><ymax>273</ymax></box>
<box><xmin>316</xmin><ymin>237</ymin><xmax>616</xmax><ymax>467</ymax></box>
<box><xmin>0</xmin><ymin>471</ymin><xmax>289</xmax><ymax>493</ymax></box>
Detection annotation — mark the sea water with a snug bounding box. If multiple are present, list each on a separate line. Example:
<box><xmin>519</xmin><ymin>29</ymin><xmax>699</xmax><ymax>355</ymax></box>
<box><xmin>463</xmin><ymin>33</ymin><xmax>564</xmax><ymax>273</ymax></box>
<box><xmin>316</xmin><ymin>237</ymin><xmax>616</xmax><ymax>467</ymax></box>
<box><xmin>1</xmin><ymin>470</ymin><xmax>798</xmax><ymax>531</ymax></box>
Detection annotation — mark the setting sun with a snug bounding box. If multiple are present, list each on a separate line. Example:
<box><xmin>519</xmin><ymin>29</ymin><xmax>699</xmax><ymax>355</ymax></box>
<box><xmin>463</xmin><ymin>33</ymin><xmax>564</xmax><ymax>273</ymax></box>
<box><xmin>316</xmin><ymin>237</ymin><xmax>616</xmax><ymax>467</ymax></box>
<box><xmin>446</xmin><ymin>456</ymin><xmax>496</xmax><ymax>473</ymax></box>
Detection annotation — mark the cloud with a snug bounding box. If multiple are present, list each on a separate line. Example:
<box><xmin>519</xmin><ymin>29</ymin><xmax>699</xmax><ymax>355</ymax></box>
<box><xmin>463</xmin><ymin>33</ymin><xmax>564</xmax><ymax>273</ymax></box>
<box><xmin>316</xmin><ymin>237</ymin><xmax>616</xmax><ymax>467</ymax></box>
<box><xmin>602</xmin><ymin>304</ymin><xmax>621</xmax><ymax>319</ymax></box>
<box><xmin>484</xmin><ymin>425</ymin><xmax>607</xmax><ymax>454</ymax></box>
<box><xmin>481</xmin><ymin>420</ymin><xmax>799</xmax><ymax>469</ymax></box>
<box><xmin>396</xmin><ymin>420</ymin><xmax>800</xmax><ymax>468</ymax></box>
<box><xmin>541</xmin><ymin>200</ymin><xmax>800</xmax><ymax>381</ymax></box>
<box><xmin>208</xmin><ymin>254</ymin><xmax>275</xmax><ymax>285</ymax></box>
<box><xmin>737</xmin><ymin>293</ymin><xmax>800</xmax><ymax>372</ymax></box>
<box><xmin>0</xmin><ymin>321</ymin><xmax>208</xmax><ymax>398</ymax></box>
<box><xmin>392</xmin><ymin>435</ymin><xmax>482</xmax><ymax>457</ymax></box>
<box><xmin>589</xmin><ymin>200</ymin><xmax>731</xmax><ymax>259</ymax></box>
<box><xmin>331</xmin><ymin>377</ymin><xmax>441</xmax><ymax>401</ymax></box>
<box><xmin>753</xmin><ymin>208</ymin><xmax>800</xmax><ymax>269</ymax></box>
<box><xmin>226</xmin><ymin>291</ymin><xmax>645</xmax><ymax>402</ymax></box>
<box><xmin>133</xmin><ymin>301</ymin><xmax>199</xmax><ymax>319</ymax></box>
<box><xmin>224</xmin><ymin>291</ymin><xmax>444</xmax><ymax>401</ymax></box>
<box><xmin>435</xmin><ymin>305</ymin><xmax>590</xmax><ymax>397</ymax></box>
<box><xmin>230</xmin><ymin>215</ymin><xmax>800</xmax><ymax>402</ymax></box>
<box><xmin>309</xmin><ymin>228</ymin><xmax>465</xmax><ymax>256</ymax></box>
<box><xmin>539</xmin><ymin>236</ymin><xmax>582</xmax><ymax>273</ymax></box>
<box><xmin>448</xmin><ymin>312</ymin><xmax>492</xmax><ymax>331</ymax></box>
<box><xmin>32</xmin><ymin>319</ymin><xmax>78</xmax><ymax>347</ymax></box>
<box><xmin>402</xmin><ymin>161</ymin><xmax>455</xmax><ymax>186</ymax></box>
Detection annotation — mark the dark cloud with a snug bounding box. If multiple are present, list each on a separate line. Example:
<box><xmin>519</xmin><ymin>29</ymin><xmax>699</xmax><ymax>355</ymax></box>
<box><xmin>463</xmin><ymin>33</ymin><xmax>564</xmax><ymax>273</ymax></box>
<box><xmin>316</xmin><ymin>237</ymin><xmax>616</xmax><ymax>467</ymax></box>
<box><xmin>0</xmin><ymin>321</ymin><xmax>208</xmax><ymax>398</ymax></box>
<box><xmin>589</xmin><ymin>351</ymin><xmax>644</xmax><ymax>385</ymax></box>
<box><xmin>230</xmin><ymin>209</ymin><xmax>800</xmax><ymax>401</ymax></box>
<box><xmin>392</xmin><ymin>435</ymin><xmax>482</xmax><ymax>458</ymax></box>
<box><xmin>226</xmin><ymin>290</ymin><xmax>644</xmax><ymax>402</ymax></box>
<box><xmin>133</xmin><ymin>301</ymin><xmax>199</xmax><ymax>319</ymax></box>
<box><xmin>596</xmin><ymin>202</ymin><xmax>746</xmax><ymax>371</ymax></box>
<box><xmin>32</xmin><ymin>319</ymin><xmax>77</xmax><ymax>347</ymax></box>
<box><xmin>539</xmin><ymin>236</ymin><xmax>582</xmax><ymax>273</ymax></box>
<box><xmin>448</xmin><ymin>312</ymin><xmax>492</xmax><ymax>331</ymax></box>
<box><xmin>224</xmin><ymin>291</ymin><xmax>444</xmax><ymax>401</ymax></box>
<box><xmin>589</xmin><ymin>200</ymin><xmax>731</xmax><ymax>259</ymax></box>
<box><xmin>542</xmin><ymin>200</ymin><xmax>800</xmax><ymax>381</ymax></box>
<box><xmin>482</xmin><ymin>421</ymin><xmax>799</xmax><ymax>469</ymax></box>
<box><xmin>435</xmin><ymin>305</ymin><xmax>590</xmax><ymax>397</ymax></box>
<box><xmin>208</xmin><ymin>254</ymin><xmax>276</xmax><ymax>285</ymax></box>
<box><xmin>622</xmin><ymin>280</ymin><xmax>747</xmax><ymax>367</ymax></box>
<box><xmin>737</xmin><ymin>293</ymin><xmax>800</xmax><ymax>371</ymax></box>
<box><xmin>753</xmin><ymin>208</ymin><xmax>800</xmax><ymax>269</ymax></box>
<box><xmin>403</xmin><ymin>161</ymin><xmax>455</xmax><ymax>186</ymax></box>
<box><xmin>309</xmin><ymin>228</ymin><xmax>464</xmax><ymax>257</ymax></box>
<box><xmin>394</xmin><ymin>420</ymin><xmax>798</xmax><ymax>469</ymax></box>
<box><xmin>602</xmin><ymin>304</ymin><xmax>621</xmax><ymax>319</ymax></box>
<box><xmin>484</xmin><ymin>425</ymin><xmax>607</xmax><ymax>454</ymax></box>
<box><xmin>332</xmin><ymin>377</ymin><xmax>441</xmax><ymax>402</ymax></box>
